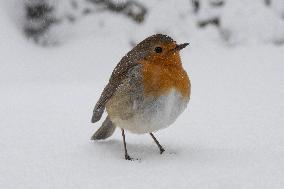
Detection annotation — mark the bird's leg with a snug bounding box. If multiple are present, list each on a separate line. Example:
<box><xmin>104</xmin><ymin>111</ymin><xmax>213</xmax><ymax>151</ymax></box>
<box><xmin>121</xmin><ymin>129</ymin><xmax>132</xmax><ymax>160</ymax></box>
<box><xmin>150</xmin><ymin>133</ymin><xmax>165</xmax><ymax>154</ymax></box>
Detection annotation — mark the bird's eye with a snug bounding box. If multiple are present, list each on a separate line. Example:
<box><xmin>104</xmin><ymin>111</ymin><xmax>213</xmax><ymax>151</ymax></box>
<box><xmin>154</xmin><ymin>46</ymin><xmax>163</xmax><ymax>53</ymax></box>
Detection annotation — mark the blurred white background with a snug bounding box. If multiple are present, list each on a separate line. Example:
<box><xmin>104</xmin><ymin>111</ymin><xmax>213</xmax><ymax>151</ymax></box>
<box><xmin>0</xmin><ymin>0</ymin><xmax>284</xmax><ymax>189</ymax></box>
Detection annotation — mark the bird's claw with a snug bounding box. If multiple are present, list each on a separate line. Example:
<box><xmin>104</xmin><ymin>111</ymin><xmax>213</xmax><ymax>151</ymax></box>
<box><xmin>160</xmin><ymin>148</ymin><xmax>165</xmax><ymax>154</ymax></box>
<box><xmin>125</xmin><ymin>154</ymin><xmax>134</xmax><ymax>161</ymax></box>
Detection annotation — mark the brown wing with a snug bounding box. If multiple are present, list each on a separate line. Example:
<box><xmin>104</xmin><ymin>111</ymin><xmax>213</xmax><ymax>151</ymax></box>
<box><xmin>91</xmin><ymin>57</ymin><xmax>139</xmax><ymax>123</ymax></box>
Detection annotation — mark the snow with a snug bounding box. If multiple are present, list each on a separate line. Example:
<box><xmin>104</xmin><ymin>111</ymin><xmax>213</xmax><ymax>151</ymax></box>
<box><xmin>220</xmin><ymin>0</ymin><xmax>284</xmax><ymax>45</ymax></box>
<box><xmin>1</xmin><ymin>0</ymin><xmax>284</xmax><ymax>189</ymax></box>
<box><xmin>271</xmin><ymin>0</ymin><xmax>284</xmax><ymax>18</ymax></box>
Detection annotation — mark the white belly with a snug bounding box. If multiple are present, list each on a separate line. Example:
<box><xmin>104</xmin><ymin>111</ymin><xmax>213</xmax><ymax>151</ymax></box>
<box><xmin>111</xmin><ymin>89</ymin><xmax>189</xmax><ymax>134</ymax></box>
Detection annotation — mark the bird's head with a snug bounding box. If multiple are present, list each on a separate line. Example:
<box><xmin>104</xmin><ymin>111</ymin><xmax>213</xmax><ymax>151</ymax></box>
<box><xmin>131</xmin><ymin>34</ymin><xmax>189</xmax><ymax>67</ymax></box>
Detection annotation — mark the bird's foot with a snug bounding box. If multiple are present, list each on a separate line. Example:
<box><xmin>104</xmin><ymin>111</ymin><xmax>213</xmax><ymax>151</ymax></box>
<box><xmin>124</xmin><ymin>154</ymin><xmax>140</xmax><ymax>161</ymax></box>
<box><xmin>160</xmin><ymin>147</ymin><xmax>165</xmax><ymax>154</ymax></box>
<box><xmin>125</xmin><ymin>154</ymin><xmax>134</xmax><ymax>161</ymax></box>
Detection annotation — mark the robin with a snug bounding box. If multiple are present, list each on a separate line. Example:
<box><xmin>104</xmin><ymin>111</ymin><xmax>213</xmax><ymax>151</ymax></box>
<box><xmin>91</xmin><ymin>34</ymin><xmax>190</xmax><ymax>160</ymax></box>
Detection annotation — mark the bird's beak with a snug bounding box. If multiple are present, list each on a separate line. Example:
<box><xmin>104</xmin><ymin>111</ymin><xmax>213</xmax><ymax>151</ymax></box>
<box><xmin>175</xmin><ymin>43</ymin><xmax>189</xmax><ymax>51</ymax></box>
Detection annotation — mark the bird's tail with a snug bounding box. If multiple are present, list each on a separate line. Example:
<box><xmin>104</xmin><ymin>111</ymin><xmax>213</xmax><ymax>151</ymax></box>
<box><xmin>91</xmin><ymin>116</ymin><xmax>116</xmax><ymax>140</ymax></box>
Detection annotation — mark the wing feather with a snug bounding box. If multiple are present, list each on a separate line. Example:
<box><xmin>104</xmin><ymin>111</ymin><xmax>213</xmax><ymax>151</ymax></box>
<box><xmin>91</xmin><ymin>57</ymin><xmax>139</xmax><ymax>123</ymax></box>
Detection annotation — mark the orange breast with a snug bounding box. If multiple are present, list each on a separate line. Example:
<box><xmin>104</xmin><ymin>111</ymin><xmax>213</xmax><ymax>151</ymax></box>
<box><xmin>140</xmin><ymin>56</ymin><xmax>190</xmax><ymax>98</ymax></box>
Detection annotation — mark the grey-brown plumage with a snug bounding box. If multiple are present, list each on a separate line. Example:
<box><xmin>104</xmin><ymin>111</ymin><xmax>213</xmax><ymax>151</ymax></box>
<box><xmin>91</xmin><ymin>64</ymin><xmax>143</xmax><ymax>139</ymax></box>
<box><xmin>91</xmin><ymin>116</ymin><xmax>116</xmax><ymax>140</ymax></box>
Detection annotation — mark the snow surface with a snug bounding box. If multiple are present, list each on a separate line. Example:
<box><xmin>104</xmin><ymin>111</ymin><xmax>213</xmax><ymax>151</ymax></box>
<box><xmin>1</xmin><ymin>1</ymin><xmax>284</xmax><ymax>189</ymax></box>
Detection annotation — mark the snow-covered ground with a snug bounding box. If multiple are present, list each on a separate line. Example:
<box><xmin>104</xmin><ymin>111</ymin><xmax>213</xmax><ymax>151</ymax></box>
<box><xmin>1</xmin><ymin>1</ymin><xmax>284</xmax><ymax>189</ymax></box>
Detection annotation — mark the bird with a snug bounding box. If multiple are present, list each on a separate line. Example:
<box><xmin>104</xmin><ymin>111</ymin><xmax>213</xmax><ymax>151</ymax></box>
<box><xmin>91</xmin><ymin>34</ymin><xmax>191</xmax><ymax>160</ymax></box>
